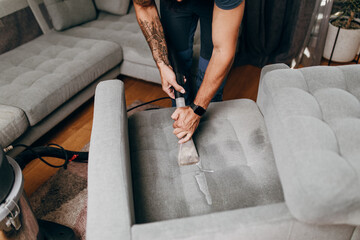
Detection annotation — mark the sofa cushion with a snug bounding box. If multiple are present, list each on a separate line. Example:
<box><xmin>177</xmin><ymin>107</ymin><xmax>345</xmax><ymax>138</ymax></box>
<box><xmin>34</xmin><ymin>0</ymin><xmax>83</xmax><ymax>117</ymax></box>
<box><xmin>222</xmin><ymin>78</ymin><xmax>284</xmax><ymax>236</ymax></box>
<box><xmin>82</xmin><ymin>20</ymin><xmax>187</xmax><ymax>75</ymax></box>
<box><xmin>94</xmin><ymin>0</ymin><xmax>130</xmax><ymax>16</ymax></box>
<box><xmin>63</xmin><ymin>12</ymin><xmax>156</xmax><ymax>67</ymax></box>
<box><xmin>258</xmin><ymin>65</ymin><xmax>360</xmax><ymax>225</ymax></box>
<box><xmin>44</xmin><ymin>0</ymin><xmax>97</xmax><ymax>31</ymax></box>
<box><xmin>0</xmin><ymin>105</ymin><xmax>29</xmax><ymax>147</ymax></box>
<box><xmin>129</xmin><ymin>99</ymin><xmax>283</xmax><ymax>223</ymax></box>
<box><xmin>0</xmin><ymin>32</ymin><xmax>122</xmax><ymax>126</ymax></box>
<box><xmin>63</xmin><ymin>10</ymin><xmax>201</xmax><ymax>72</ymax></box>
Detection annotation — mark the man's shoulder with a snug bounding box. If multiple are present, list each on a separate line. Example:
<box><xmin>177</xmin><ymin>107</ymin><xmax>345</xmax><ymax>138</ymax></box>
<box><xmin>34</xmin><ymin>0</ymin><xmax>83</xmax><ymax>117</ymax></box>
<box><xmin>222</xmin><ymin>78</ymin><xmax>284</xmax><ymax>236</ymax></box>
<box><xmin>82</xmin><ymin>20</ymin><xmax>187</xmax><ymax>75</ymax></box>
<box><xmin>215</xmin><ymin>0</ymin><xmax>244</xmax><ymax>10</ymax></box>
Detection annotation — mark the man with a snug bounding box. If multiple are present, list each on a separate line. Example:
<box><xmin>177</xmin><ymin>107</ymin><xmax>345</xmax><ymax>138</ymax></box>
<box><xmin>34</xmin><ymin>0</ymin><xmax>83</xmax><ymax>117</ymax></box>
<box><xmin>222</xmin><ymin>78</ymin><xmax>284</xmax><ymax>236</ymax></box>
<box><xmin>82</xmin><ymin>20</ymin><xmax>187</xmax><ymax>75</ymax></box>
<box><xmin>133</xmin><ymin>0</ymin><xmax>245</xmax><ymax>143</ymax></box>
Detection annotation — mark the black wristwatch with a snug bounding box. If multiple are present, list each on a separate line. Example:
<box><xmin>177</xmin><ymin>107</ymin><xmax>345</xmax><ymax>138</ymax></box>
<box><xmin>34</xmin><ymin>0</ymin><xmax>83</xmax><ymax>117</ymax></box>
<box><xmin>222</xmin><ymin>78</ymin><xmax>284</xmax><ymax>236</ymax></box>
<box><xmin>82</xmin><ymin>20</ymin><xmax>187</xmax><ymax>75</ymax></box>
<box><xmin>190</xmin><ymin>102</ymin><xmax>206</xmax><ymax>116</ymax></box>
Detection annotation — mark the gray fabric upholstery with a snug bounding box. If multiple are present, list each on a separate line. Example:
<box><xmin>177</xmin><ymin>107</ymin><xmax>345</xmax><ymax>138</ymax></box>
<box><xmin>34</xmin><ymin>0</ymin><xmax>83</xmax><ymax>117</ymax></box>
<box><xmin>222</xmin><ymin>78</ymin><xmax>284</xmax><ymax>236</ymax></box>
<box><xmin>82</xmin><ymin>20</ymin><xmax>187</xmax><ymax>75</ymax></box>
<box><xmin>257</xmin><ymin>63</ymin><xmax>290</xmax><ymax>108</ymax></box>
<box><xmin>8</xmin><ymin>67</ymin><xmax>120</xmax><ymax>157</ymax></box>
<box><xmin>88</xmin><ymin>79</ymin><xmax>358</xmax><ymax>240</ymax></box>
<box><xmin>132</xmin><ymin>203</ymin><xmax>354</xmax><ymax>240</ymax></box>
<box><xmin>129</xmin><ymin>99</ymin><xmax>283</xmax><ymax>223</ymax></box>
<box><xmin>0</xmin><ymin>105</ymin><xmax>28</xmax><ymax>147</ymax></box>
<box><xmin>94</xmin><ymin>0</ymin><xmax>130</xmax><ymax>16</ymax></box>
<box><xmin>0</xmin><ymin>32</ymin><xmax>122</xmax><ymax>126</ymax></box>
<box><xmin>44</xmin><ymin>0</ymin><xmax>97</xmax><ymax>31</ymax></box>
<box><xmin>62</xmin><ymin>12</ymin><xmax>157</xmax><ymax>78</ymax></box>
<box><xmin>66</xmin><ymin>12</ymin><xmax>155</xmax><ymax>66</ymax></box>
<box><xmin>257</xmin><ymin>64</ymin><xmax>360</xmax><ymax>225</ymax></box>
<box><xmin>63</xmin><ymin>9</ymin><xmax>201</xmax><ymax>84</ymax></box>
<box><xmin>119</xmin><ymin>60</ymin><xmax>161</xmax><ymax>84</ymax></box>
<box><xmin>353</xmin><ymin>227</ymin><xmax>360</xmax><ymax>240</ymax></box>
<box><xmin>87</xmin><ymin>80</ymin><xmax>134</xmax><ymax>240</ymax></box>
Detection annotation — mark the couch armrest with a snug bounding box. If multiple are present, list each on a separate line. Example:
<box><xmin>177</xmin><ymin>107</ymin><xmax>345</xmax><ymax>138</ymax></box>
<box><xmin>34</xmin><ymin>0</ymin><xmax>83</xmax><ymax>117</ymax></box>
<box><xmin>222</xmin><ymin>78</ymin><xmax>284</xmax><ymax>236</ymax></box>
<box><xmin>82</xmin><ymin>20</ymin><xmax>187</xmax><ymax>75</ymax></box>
<box><xmin>132</xmin><ymin>203</ymin><xmax>354</xmax><ymax>240</ymax></box>
<box><xmin>87</xmin><ymin>80</ymin><xmax>134</xmax><ymax>240</ymax></box>
<box><xmin>257</xmin><ymin>65</ymin><xmax>360</xmax><ymax>225</ymax></box>
<box><xmin>257</xmin><ymin>63</ymin><xmax>289</xmax><ymax>113</ymax></box>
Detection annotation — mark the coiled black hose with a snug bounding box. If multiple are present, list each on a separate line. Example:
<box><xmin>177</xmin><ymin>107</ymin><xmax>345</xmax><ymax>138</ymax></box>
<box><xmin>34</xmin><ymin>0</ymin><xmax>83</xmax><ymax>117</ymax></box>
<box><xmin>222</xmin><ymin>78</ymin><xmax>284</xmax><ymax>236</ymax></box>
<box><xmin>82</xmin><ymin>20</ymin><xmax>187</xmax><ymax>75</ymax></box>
<box><xmin>3</xmin><ymin>97</ymin><xmax>172</xmax><ymax>170</ymax></box>
<box><xmin>10</xmin><ymin>144</ymin><xmax>88</xmax><ymax>170</ymax></box>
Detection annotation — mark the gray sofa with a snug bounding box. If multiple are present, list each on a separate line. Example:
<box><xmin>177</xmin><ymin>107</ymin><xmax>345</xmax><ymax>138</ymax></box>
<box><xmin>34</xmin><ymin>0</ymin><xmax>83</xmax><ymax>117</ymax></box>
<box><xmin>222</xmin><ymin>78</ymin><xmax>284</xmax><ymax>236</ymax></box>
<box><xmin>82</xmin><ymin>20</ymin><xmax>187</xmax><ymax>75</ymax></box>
<box><xmin>87</xmin><ymin>64</ymin><xmax>360</xmax><ymax>239</ymax></box>
<box><xmin>1</xmin><ymin>0</ymin><xmax>197</xmax><ymax>156</ymax></box>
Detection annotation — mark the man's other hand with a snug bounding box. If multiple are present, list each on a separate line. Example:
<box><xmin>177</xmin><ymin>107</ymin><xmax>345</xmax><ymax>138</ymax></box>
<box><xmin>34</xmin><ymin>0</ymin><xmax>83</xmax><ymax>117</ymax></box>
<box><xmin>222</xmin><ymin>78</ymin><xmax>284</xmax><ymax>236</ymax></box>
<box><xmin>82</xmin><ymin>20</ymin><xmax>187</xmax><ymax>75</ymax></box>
<box><xmin>171</xmin><ymin>107</ymin><xmax>200</xmax><ymax>144</ymax></box>
<box><xmin>159</xmin><ymin>63</ymin><xmax>185</xmax><ymax>99</ymax></box>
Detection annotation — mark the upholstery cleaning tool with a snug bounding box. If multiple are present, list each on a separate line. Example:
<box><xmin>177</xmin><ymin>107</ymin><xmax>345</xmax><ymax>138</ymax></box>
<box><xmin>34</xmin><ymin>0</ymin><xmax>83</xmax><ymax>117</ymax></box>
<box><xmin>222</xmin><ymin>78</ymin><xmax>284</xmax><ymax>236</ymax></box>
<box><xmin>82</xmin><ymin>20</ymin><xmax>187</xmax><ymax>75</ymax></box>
<box><xmin>168</xmin><ymin>47</ymin><xmax>200</xmax><ymax>166</ymax></box>
<box><xmin>168</xmin><ymin>46</ymin><xmax>214</xmax><ymax>205</ymax></box>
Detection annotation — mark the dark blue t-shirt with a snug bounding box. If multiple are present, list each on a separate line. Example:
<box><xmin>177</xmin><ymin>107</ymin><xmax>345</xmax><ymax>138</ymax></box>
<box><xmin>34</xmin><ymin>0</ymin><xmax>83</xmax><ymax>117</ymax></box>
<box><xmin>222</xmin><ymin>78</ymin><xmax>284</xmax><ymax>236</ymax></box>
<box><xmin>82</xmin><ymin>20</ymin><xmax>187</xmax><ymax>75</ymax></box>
<box><xmin>215</xmin><ymin>0</ymin><xmax>244</xmax><ymax>10</ymax></box>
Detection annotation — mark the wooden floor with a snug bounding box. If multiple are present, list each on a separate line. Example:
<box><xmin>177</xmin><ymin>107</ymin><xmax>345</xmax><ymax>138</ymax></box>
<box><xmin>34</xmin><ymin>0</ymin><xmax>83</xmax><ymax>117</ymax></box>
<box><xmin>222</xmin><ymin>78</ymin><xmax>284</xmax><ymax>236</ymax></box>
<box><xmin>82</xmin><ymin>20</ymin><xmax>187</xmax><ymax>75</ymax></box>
<box><xmin>23</xmin><ymin>58</ymin><xmax>354</xmax><ymax>195</ymax></box>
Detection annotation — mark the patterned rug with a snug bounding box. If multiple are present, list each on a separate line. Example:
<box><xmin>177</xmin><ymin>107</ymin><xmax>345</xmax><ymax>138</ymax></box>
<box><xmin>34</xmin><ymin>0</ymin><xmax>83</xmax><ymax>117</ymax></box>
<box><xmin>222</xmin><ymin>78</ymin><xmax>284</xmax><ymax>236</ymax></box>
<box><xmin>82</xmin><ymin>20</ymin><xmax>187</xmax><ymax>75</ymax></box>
<box><xmin>29</xmin><ymin>100</ymin><xmax>165</xmax><ymax>239</ymax></box>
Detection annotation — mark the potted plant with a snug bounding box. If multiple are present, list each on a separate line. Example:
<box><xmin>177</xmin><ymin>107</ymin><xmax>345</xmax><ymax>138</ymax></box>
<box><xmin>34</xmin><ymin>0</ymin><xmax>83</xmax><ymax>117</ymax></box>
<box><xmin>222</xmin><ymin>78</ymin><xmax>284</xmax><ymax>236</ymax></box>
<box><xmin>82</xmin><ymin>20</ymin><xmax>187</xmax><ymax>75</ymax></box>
<box><xmin>323</xmin><ymin>0</ymin><xmax>360</xmax><ymax>62</ymax></box>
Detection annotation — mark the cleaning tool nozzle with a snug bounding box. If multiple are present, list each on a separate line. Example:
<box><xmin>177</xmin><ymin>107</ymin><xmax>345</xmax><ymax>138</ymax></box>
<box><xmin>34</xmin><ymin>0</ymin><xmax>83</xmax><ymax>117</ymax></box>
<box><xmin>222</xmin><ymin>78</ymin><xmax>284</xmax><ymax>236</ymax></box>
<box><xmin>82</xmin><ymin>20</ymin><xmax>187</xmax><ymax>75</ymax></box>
<box><xmin>168</xmin><ymin>44</ymin><xmax>200</xmax><ymax>166</ymax></box>
<box><xmin>175</xmin><ymin>97</ymin><xmax>200</xmax><ymax>166</ymax></box>
<box><xmin>178</xmin><ymin>139</ymin><xmax>199</xmax><ymax>166</ymax></box>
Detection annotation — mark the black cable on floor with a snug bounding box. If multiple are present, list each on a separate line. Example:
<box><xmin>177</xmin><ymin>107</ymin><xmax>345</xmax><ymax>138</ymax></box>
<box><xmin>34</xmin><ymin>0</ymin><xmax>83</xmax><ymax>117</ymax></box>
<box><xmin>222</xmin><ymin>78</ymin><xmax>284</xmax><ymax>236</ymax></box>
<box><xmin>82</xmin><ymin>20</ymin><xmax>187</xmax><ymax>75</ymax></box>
<box><xmin>6</xmin><ymin>144</ymin><xmax>88</xmax><ymax>170</ymax></box>
<box><xmin>3</xmin><ymin>97</ymin><xmax>171</xmax><ymax>170</ymax></box>
<box><xmin>127</xmin><ymin>97</ymin><xmax>171</xmax><ymax>112</ymax></box>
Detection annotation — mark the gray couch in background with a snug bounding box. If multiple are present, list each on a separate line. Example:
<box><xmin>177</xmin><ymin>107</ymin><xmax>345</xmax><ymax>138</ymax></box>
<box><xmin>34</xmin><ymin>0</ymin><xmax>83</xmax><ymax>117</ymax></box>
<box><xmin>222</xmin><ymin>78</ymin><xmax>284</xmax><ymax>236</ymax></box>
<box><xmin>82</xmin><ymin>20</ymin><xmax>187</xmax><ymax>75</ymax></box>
<box><xmin>87</xmin><ymin>64</ymin><xmax>360</xmax><ymax>239</ymax></box>
<box><xmin>0</xmin><ymin>0</ymin><xmax>199</xmax><ymax>155</ymax></box>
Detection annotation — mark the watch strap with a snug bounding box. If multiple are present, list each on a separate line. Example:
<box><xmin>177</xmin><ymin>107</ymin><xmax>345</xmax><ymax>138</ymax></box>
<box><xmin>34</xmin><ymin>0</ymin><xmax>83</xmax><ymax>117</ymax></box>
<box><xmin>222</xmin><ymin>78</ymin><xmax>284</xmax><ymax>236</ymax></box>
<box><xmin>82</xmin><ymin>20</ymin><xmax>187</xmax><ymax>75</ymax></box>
<box><xmin>190</xmin><ymin>102</ymin><xmax>206</xmax><ymax>116</ymax></box>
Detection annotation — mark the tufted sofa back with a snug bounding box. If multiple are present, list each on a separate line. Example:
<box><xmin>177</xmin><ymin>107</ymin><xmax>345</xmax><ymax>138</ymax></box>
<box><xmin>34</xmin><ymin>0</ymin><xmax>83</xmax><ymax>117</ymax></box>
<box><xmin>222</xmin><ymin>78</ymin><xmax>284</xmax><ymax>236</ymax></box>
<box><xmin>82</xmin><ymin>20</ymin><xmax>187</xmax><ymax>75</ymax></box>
<box><xmin>258</xmin><ymin>64</ymin><xmax>360</xmax><ymax>225</ymax></box>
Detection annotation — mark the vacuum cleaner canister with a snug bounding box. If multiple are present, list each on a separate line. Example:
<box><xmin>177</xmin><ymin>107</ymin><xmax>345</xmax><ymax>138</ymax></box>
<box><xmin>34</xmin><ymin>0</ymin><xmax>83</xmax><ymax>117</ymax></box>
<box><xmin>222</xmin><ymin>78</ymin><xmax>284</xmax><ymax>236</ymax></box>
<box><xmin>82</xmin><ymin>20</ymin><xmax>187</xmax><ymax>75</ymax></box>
<box><xmin>0</xmin><ymin>150</ymin><xmax>40</xmax><ymax>240</ymax></box>
<box><xmin>0</xmin><ymin>148</ymin><xmax>77</xmax><ymax>240</ymax></box>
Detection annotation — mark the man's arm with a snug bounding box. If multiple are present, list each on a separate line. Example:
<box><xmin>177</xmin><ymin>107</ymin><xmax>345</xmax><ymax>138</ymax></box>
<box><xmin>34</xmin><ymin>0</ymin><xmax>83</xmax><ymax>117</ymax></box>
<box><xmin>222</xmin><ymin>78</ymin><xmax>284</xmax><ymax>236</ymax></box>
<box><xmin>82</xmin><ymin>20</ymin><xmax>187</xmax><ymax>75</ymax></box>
<box><xmin>194</xmin><ymin>1</ymin><xmax>245</xmax><ymax>109</ymax></box>
<box><xmin>172</xmin><ymin>1</ymin><xmax>245</xmax><ymax>143</ymax></box>
<box><xmin>133</xmin><ymin>0</ymin><xmax>185</xmax><ymax>98</ymax></box>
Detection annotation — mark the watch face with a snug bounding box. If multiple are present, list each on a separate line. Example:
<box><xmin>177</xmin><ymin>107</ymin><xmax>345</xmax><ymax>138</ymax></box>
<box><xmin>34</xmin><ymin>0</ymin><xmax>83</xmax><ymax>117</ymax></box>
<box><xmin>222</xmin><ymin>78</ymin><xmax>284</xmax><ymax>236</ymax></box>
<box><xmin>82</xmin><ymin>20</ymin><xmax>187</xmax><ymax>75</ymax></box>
<box><xmin>194</xmin><ymin>106</ymin><xmax>206</xmax><ymax>116</ymax></box>
<box><xmin>191</xmin><ymin>103</ymin><xmax>206</xmax><ymax>116</ymax></box>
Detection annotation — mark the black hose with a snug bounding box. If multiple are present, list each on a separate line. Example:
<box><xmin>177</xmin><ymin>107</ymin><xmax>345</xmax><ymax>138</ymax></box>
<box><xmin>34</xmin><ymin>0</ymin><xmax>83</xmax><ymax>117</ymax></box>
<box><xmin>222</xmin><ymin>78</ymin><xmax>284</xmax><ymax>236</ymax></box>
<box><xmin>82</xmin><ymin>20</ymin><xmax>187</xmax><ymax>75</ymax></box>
<box><xmin>13</xmin><ymin>144</ymin><xmax>88</xmax><ymax>170</ymax></box>
<box><xmin>168</xmin><ymin>43</ymin><xmax>186</xmax><ymax>99</ymax></box>
<box><xmin>127</xmin><ymin>97</ymin><xmax>171</xmax><ymax>112</ymax></box>
<box><xmin>6</xmin><ymin>96</ymin><xmax>173</xmax><ymax>170</ymax></box>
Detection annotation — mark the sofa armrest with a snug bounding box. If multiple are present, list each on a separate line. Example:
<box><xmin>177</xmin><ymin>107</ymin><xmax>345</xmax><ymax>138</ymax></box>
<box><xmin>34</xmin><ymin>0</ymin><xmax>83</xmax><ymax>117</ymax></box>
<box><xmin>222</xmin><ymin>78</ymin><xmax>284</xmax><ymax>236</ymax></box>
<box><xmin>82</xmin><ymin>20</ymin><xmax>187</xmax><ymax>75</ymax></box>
<box><xmin>87</xmin><ymin>80</ymin><xmax>134</xmax><ymax>240</ymax></box>
<box><xmin>257</xmin><ymin>63</ymin><xmax>289</xmax><ymax>112</ymax></box>
<box><xmin>257</xmin><ymin>65</ymin><xmax>360</xmax><ymax>225</ymax></box>
<box><xmin>132</xmin><ymin>203</ymin><xmax>353</xmax><ymax>240</ymax></box>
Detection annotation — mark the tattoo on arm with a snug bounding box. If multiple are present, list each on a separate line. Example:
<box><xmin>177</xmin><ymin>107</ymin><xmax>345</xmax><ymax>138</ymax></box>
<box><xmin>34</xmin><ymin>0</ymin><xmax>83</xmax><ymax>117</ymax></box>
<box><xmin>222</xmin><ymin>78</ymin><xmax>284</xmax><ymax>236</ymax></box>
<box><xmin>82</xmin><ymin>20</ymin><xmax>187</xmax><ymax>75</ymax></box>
<box><xmin>133</xmin><ymin>0</ymin><xmax>153</xmax><ymax>7</ymax></box>
<box><xmin>139</xmin><ymin>17</ymin><xmax>170</xmax><ymax>66</ymax></box>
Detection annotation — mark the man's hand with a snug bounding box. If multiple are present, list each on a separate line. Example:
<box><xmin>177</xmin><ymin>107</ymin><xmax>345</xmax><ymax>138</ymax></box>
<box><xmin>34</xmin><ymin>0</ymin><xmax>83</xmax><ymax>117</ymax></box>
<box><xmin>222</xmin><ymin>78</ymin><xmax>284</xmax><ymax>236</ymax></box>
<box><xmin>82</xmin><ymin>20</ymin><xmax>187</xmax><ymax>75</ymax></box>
<box><xmin>171</xmin><ymin>107</ymin><xmax>200</xmax><ymax>144</ymax></box>
<box><xmin>133</xmin><ymin>0</ymin><xmax>185</xmax><ymax>98</ymax></box>
<box><xmin>159</xmin><ymin>63</ymin><xmax>185</xmax><ymax>99</ymax></box>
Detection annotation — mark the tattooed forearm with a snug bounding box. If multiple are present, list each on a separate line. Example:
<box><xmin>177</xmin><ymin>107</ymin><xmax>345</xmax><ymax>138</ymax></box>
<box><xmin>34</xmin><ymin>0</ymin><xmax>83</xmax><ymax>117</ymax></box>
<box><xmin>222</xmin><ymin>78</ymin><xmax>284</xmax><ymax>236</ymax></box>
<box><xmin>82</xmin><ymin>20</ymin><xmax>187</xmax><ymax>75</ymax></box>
<box><xmin>139</xmin><ymin>17</ymin><xmax>170</xmax><ymax>66</ymax></box>
<box><xmin>133</xmin><ymin>0</ymin><xmax>153</xmax><ymax>7</ymax></box>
